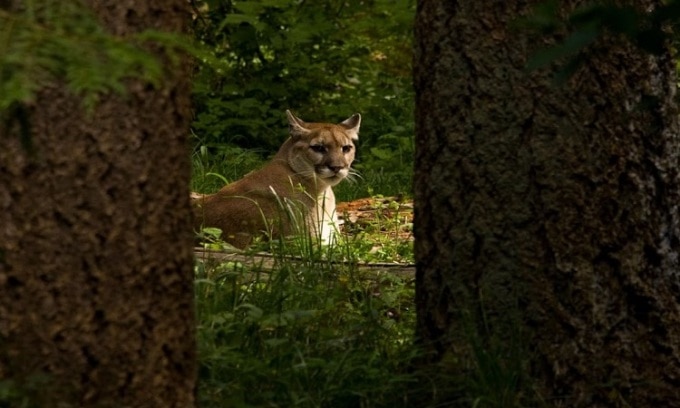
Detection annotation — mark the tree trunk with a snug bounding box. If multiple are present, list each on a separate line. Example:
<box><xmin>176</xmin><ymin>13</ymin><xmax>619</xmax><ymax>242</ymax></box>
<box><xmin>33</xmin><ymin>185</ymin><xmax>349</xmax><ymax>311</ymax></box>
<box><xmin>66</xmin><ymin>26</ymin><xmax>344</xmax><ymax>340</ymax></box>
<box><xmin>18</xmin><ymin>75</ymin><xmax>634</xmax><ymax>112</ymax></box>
<box><xmin>0</xmin><ymin>2</ymin><xmax>196</xmax><ymax>407</ymax></box>
<box><xmin>414</xmin><ymin>1</ymin><xmax>680</xmax><ymax>406</ymax></box>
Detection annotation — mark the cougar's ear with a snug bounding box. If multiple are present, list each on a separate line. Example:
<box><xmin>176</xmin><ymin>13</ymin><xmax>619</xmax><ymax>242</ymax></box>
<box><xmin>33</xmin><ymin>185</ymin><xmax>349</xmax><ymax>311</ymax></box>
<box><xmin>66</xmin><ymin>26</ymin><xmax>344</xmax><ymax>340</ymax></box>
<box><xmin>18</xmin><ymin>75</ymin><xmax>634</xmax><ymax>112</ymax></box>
<box><xmin>340</xmin><ymin>113</ymin><xmax>361</xmax><ymax>140</ymax></box>
<box><xmin>286</xmin><ymin>110</ymin><xmax>310</xmax><ymax>140</ymax></box>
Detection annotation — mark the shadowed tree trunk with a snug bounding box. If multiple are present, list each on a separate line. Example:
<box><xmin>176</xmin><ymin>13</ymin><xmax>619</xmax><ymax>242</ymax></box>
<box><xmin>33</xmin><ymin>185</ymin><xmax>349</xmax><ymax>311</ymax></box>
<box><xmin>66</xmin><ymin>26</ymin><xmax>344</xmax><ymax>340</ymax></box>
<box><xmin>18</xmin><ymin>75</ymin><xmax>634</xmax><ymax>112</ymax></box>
<box><xmin>414</xmin><ymin>1</ymin><xmax>680</xmax><ymax>406</ymax></box>
<box><xmin>0</xmin><ymin>1</ymin><xmax>196</xmax><ymax>407</ymax></box>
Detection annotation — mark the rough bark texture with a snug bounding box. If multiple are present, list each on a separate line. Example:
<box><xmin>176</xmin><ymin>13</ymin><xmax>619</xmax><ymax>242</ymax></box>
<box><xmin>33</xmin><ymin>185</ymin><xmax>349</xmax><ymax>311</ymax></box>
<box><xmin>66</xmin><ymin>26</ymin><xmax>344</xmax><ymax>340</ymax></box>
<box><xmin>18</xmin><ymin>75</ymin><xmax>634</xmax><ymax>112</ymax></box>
<box><xmin>0</xmin><ymin>1</ymin><xmax>196</xmax><ymax>407</ymax></box>
<box><xmin>414</xmin><ymin>1</ymin><xmax>680</xmax><ymax>406</ymax></box>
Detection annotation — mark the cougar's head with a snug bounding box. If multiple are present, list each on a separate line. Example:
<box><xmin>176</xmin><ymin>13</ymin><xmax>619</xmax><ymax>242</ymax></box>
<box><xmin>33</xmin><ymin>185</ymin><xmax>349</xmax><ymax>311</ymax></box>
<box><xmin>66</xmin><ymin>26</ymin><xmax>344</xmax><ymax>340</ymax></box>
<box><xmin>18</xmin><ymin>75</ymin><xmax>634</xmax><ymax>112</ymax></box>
<box><xmin>286</xmin><ymin>110</ymin><xmax>360</xmax><ymax>187</ymax></box>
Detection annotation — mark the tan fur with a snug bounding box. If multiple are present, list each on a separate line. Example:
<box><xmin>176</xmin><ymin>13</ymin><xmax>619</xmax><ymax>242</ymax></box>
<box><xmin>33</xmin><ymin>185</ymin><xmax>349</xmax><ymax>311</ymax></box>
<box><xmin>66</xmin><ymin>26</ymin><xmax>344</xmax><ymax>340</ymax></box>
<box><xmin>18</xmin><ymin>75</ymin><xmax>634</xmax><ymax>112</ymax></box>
<box><xmin>193</xmin><ymin>110</ymin><xmax>360</xmax><ymax>249</ymax></box>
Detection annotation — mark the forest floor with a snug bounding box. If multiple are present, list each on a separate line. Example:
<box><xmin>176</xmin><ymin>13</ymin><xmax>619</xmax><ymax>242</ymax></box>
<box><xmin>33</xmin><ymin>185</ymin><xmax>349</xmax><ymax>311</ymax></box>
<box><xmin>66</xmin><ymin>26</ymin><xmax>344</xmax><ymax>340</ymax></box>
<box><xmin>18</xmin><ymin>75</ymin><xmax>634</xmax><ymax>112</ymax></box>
<box><xmin>336</xmin><ymin>195</ymin><xmax>414</xmax><ymax>242</ymax></box>
<box><xmin>335</xmin><ymin>195</ymin><xmax>414</xmax><ymax>265</ymax></box>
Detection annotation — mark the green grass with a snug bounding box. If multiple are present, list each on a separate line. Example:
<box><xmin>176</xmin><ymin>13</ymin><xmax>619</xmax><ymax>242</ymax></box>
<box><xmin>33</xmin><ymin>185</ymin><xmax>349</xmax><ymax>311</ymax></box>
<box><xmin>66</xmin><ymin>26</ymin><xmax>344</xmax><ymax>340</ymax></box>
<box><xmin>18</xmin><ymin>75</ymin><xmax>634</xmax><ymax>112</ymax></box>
<box><xmin>191</xmin><ymin>142</ymin><xmax>266</xmax><ymax>194</ymax></box>
<box><xmin>194</xmin><ymin>245</ymin><xmax>418</xmax><ymax>408</ymax></box>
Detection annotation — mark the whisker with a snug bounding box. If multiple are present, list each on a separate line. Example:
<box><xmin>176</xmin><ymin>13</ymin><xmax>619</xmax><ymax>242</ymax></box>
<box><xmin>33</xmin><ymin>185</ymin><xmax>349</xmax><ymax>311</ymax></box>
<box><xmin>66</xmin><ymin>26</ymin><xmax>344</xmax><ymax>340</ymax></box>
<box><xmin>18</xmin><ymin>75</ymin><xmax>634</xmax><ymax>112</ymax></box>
<box><xmin>345</xmin><ymin>170</ymin><xmax>363</xmax><ymax>184</ymax></box>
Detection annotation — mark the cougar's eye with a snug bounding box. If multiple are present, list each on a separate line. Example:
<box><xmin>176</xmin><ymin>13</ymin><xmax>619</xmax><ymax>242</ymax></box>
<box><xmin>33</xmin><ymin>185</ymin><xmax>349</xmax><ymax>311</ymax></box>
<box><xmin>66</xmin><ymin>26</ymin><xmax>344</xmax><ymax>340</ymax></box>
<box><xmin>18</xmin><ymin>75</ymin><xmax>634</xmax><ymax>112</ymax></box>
<box><xmin>342</xmin><ymin>145</ymin><xmax>353</xmax><ymax>153</ymax></box>
<box><xmin>310</xmin><ymin>145</ymin><xmax>326</xmax><ymax>153</ymax></box>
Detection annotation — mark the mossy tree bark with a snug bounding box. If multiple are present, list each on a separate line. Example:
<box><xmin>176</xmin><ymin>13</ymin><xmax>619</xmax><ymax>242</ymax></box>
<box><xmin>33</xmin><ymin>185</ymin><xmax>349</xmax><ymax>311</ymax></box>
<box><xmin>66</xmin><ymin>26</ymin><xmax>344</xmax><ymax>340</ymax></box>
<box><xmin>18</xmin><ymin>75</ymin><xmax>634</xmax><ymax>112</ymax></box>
<box><xmin>0</xmin><ymin>1</ymin><xmax>196</xmax><ymax>407</ymax></box>
<box><xmin>414</xmin><ymin>1</ymin><xmax>680</xmax><ymax>406</ymax></box>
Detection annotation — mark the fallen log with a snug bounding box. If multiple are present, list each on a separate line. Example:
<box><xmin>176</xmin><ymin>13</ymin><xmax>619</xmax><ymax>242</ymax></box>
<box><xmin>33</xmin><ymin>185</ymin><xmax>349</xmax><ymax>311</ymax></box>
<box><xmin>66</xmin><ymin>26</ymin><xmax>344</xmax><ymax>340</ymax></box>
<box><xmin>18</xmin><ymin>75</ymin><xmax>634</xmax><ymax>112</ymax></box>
<box><xmin>193</xmin><ymin>248</ymin><xmax>415</xmax><ymax>279</ymax></box>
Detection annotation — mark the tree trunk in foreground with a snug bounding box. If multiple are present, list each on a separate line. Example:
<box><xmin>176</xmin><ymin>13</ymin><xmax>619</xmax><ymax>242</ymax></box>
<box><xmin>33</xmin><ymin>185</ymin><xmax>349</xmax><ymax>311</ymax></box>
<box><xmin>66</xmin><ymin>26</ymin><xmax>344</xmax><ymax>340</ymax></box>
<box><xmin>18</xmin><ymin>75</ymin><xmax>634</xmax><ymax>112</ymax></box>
<box><xmin>0</xmin><ymin>1</ymin><xmax>196</xmax><ymax>407</ymax></box>
<box><xmin>414</xmin><ymin>1</ymin><xmax>680</xmax><ymax>406</ymax></box>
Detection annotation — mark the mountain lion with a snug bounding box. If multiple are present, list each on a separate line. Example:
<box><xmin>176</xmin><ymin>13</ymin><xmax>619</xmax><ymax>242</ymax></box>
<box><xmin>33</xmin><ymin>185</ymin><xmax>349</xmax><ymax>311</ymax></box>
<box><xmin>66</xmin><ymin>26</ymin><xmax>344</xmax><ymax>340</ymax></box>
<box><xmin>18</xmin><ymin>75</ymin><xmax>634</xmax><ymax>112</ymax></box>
<box><xmin>193</xmin><ymin>110</ymin><xmax>360</xmax><ymax>249</ymax></box>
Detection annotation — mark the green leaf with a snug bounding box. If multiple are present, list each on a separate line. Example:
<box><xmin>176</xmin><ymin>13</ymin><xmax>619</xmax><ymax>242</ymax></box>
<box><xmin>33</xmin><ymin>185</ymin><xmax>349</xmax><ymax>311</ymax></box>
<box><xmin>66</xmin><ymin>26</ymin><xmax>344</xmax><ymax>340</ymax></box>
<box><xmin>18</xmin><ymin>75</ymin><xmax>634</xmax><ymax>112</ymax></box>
<box><xmin>237</xmin><ymin>303</ymin><xmax>264</xmax><ymax>321</ymax></box>
<box><xmin>0</xmin><ymin>1</ymin><xmax>193</xmax><ymax>116</ymax></box>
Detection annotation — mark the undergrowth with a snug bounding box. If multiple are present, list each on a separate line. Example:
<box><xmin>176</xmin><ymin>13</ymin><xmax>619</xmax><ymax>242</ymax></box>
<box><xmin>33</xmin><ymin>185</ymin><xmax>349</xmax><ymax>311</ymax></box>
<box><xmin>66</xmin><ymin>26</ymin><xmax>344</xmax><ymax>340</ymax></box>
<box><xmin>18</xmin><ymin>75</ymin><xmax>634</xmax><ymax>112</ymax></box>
<box><xmin>194</xmin><ymin>242</ymin><xmax>418</xmax><ymax>408</ymax></box>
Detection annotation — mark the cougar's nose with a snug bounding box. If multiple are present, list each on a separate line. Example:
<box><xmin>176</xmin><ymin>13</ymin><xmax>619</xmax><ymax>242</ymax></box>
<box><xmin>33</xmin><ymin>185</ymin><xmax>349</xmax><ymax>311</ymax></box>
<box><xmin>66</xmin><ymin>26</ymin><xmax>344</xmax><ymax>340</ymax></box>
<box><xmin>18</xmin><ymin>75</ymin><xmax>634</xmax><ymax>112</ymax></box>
<box><xmin>328</xmin><ymin>165</ymin><xmax>344</xmax><ymax>173</ymax></box>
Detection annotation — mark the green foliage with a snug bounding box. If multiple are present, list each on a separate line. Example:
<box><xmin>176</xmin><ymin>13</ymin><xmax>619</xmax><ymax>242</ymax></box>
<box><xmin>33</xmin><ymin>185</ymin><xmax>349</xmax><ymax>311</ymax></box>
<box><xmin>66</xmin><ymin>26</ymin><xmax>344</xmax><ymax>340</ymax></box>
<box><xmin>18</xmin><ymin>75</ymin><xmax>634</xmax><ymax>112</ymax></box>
<box><xmin>342</xmin><ymin>232</ymin><xmax>413</xmax><ymax>265</ymax></box>
<box><xmin>195</xmin><ymin>254</ymin><xmax>418</xmax><ymax>407</ymax></box>
<box><xmin>190</xmin><ymin>0</ymin><xmax>415</xmax><ymax>197</ymax></box>
<box><xmin>0</xmin><ymin>1</ymin><xmax>166</xmax><ymax>112</ymax></box>
<box><xmin>191</xmin><ymin>141</ymin><xmax>266</xmax><ymax>192</ymax></box>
